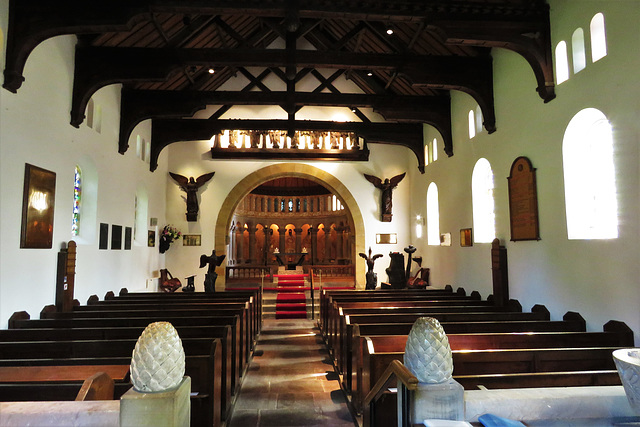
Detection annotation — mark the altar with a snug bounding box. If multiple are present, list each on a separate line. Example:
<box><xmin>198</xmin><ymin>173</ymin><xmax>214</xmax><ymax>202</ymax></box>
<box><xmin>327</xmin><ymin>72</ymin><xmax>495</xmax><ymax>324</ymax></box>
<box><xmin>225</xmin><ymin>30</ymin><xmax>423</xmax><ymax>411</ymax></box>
<box><xmin>274</xmin><ymin>251</ymin><xmax>307</xmax><ymax>270</ymax></box>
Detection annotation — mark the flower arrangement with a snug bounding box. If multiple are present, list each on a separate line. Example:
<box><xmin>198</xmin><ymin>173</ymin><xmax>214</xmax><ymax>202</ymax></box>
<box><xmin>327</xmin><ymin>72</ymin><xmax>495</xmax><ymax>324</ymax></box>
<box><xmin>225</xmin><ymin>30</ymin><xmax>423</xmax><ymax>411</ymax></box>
<box><xmin>161</xmin><ymin>225</ymin><xmax>182</xmax><ymax>241</ymax></box>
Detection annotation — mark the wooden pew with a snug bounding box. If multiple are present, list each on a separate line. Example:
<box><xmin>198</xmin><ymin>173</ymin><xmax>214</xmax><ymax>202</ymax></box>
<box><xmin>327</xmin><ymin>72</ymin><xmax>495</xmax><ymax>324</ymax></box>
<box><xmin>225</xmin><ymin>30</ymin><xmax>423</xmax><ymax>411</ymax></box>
<box><xmin>107</xmin><ymin>290</ymin><xmax>262</xmax><ymax>339</ymax></box>
<box><xmin>318</xmin><ymin>286</ymin><xmax>461</xmax><ymax>328</ymax></box>
<box><xmin>351</xmin><ymin>321</ymin><xmax>634</xmax><ymax>414</ymax></box>
<box><xmin>0</xmin><ymin>338</ymin><xmax>223</xmax><ymax>427</ymax></box>
<box><xmin>38</xmin><ymin>305</ymin><xmax>253</xmax><ymax>369</ymax></box>
<box><xmin>336</xmin><ymin>307</ymin><xmax>548</xmax><ymax>389</ymax></box>
<box><xmin>326</xmin><ymin>299</ymin><xmax>497</xmax><ymax>366</ymax></box>
<box><xmin>9</xmin><ymin>315</ymin><xmax>243</xmax><ymax>392</ymax></box>
<box><xmin>0</xmin><ymin>324</ymin><xmax>236</xmax><ymax>420</ymax></box>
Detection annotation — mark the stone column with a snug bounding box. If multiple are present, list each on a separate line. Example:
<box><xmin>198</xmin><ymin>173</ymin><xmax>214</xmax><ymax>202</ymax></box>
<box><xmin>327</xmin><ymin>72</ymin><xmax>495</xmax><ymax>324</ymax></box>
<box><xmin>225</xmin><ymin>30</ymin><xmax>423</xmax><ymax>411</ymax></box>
<box><xmin>295</xmin><ymin>227</ymin><xmax>302</xmax><ymax>254</ymax></box>
<box><xmin>248</xmin><ymin>223</ymin><xmax>256</xmax><ymax>264</ymax></box>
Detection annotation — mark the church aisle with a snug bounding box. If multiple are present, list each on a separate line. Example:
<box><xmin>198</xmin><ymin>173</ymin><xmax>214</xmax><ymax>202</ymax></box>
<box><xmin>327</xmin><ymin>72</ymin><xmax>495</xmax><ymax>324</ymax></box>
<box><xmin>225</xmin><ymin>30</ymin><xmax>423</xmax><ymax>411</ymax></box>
<box><xmin>228</xmin><ymin>319</ymin><xmax>356</xmax><ymax>426</ymax></box>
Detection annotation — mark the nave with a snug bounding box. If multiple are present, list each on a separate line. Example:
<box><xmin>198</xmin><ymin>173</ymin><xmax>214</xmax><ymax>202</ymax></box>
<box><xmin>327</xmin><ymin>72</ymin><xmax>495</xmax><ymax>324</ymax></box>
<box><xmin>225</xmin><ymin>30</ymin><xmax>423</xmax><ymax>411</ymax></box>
<box><xmin>229</xmin><ymin>319</ymin><xmax>356</xmax><ymax>427</ymax></box>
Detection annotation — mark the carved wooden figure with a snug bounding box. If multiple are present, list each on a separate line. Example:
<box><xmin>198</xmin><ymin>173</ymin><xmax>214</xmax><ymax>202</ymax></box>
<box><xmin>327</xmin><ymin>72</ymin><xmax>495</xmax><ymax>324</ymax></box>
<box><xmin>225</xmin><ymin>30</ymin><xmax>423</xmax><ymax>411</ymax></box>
<box><xmin>364</xmin><ymin>172</ymin><xmax>406</xmax><ymax>222</ymax></box>
<box><xmin>169</xmin><ymin>172</ymin><xmax>215</xmax><ymax>221</ymax></box>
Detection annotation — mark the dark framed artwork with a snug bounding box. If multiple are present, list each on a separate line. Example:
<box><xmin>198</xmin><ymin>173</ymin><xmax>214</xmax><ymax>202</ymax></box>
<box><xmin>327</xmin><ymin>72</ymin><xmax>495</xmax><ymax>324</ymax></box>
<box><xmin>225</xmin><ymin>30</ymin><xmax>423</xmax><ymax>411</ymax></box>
<box><xmin>508</xmin><ymin>156</ymin><xmax>541</xmax><ymax>241</ymax></box>
<box><xmin>99</xmin><ymin>223</ymin><xmax>109</xmax><ymax>249</ymax></box>
<box><xmin>460</xmin><ymin>228</ymin><xmax>473</xmax><ymax>247</ymax></box>
<box><xmin>124</xmin><ymin>227</ymin><xmax>132</xmax><ymax>250</ymax></box>
<box><xmin>20</xmin><ymin>164</ymin><xmax>56</xmax><ymax>248</ymax></box>
<box><xmin>111</xmin><ymin>225</ymin><xmax>122</xmax><ymax>250</ymax></box>
<box><xmin>183</xmin><ymin>234</ymin><xmax>201</xmax><ymax>246</ymax></box>
<box><xmin>376</xmin><ymin>233</ymin><xmax>397</xmax><ymax>244</ymax></box>
<box><xmin>148</xmin><ymin>230</ymin><xmax>156</xmax><ymax>247</ymax></box>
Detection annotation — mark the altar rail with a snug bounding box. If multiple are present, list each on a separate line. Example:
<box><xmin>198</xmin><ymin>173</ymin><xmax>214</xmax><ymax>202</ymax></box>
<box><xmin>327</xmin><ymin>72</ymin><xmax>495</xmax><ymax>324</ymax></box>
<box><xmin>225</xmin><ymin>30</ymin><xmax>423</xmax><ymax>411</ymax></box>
<box><xmin>225</xmin><ymin>264</ymin><xmax>354</xmax><ymax>281</ymax></box>
<box><xmin>225</xmin><ymin>266</ymin><xmax>271</xmax><ymax>281</ymax></box>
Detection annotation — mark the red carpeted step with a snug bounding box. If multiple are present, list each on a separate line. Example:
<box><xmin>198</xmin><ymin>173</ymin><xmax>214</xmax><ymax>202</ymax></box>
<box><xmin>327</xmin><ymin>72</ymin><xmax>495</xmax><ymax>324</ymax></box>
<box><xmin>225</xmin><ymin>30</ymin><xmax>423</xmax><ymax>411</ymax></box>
<box><xmin>274</xmin><ymin>274</ymin><xmax>307</xmax><ymax>280</ymax></box>
<box><xmin>276</xmin><ymin>293</ymin><xmax>306</xmax><ymax>303</ymax></box>
<box><xmin>278</xmin><ymin>280</ymin><xmax>305</xmax><ymax>287</ymax></box>
<box><xmin>276</xmin><ymin>302</ymin><xmax>306</xmax><ymax>310</ymax></box>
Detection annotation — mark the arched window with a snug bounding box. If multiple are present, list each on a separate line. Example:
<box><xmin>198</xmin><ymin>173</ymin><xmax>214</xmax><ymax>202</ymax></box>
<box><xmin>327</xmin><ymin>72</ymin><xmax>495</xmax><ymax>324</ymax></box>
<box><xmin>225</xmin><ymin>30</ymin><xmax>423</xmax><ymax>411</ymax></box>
<box><xmin>472</xmin><ymin>158</ymin><xmax>496</xmax><ymax>243</ymax></box>
<box><xmin>134</xmin><ymin>186</ymin><xmax>149</xmax><ymax>244</ymax></box>
<box><xmin>426</xmin><ymin>182</ymin><xmax>440</xmax><ymax>246</ymax></box>
<box><xmin>555</xmin><ymin>41</ymin><xmax>569</xmax><ymax>84</ymax></box>
<box><xmin>424</xmin><ymin>144</ymin><xmax>429</xmax><ymax>166</ymax></box>
<box><xmin>71</xmin><ymin>165</ymin><xmax>82</xmax><ymax>236</ymax></box>
<box><xmin>590</xmin><ymin>13</ymin><xmax>607</xmax><ymax>62</ymax></box>
<box><xmin>563</xmin><ymin>108</ymin><xmax>617</xmax><ymax>239</ymax></box>
<box><xmin>432</xmin><ymin>138</ymin><xmax>438</xmax><ymax>162</ymax></box>
<box><xmin>86</xmin><ymin>99</ymin><xmax>95</xmax><ymax>129</ymax></box>
<box><xmin>572</xmin><ymin>28</ymin><xmax>586</xmax><ymax>73</ymax></box>
<box><xmin>468</xmin><ymin>110</ymin><xmax>476</xmax><ymax>139</ymax></box>
<box><xmin>475</xmin><ymin>105</ymin><xmax>483</xmax><ymax>134</ymax></box>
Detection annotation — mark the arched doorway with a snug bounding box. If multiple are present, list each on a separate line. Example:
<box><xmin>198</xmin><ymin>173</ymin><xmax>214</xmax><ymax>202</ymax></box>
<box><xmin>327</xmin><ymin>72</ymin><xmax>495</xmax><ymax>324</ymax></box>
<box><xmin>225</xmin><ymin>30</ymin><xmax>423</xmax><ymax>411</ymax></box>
<box><xmin>215</xmin><ymin>163</ymin><xmax>365</xmax><ymax>287</ymax></box>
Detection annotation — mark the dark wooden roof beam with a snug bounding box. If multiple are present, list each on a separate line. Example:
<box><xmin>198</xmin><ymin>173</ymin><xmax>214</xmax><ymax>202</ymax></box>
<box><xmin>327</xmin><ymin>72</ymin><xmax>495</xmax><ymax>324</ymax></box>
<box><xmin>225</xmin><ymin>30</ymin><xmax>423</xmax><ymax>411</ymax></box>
<box><xmin>118</xmin><ymin>89</ymin><xmax>449</xmax><ymax>154</ymax></box>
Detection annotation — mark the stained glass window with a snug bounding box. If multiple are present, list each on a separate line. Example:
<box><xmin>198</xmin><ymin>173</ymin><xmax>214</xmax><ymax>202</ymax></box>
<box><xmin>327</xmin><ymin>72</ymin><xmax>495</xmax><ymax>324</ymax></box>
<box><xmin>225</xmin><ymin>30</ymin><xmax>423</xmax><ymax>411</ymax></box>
<box><xmin>72</xmin><ymin>165</ymin><xmax>82</xmax><ymax>236</ymax></box>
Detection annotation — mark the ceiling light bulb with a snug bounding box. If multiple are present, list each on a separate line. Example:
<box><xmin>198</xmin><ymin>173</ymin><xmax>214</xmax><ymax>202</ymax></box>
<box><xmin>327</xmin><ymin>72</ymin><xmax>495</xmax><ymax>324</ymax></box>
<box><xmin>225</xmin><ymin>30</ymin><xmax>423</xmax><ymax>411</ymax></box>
<box><xmin>208</xmin><ymin>68</ymin><xmax>215</xmax><ymax>74</ymax></box>
<box><xmin>386</xmin><ymin>28</ymin><xmax>394</xmax><ymax>35</ymax></box>
<box><xmin>367</xmin><ymin>71</ymin><xmax>373</xmax><ymax>76</ymax></box>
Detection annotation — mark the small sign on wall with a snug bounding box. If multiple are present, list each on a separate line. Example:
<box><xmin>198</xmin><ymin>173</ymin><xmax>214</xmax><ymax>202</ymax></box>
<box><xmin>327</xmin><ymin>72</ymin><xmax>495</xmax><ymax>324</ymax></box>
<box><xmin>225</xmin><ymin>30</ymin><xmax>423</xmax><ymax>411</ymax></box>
<box><xmin>376</xmin><ymin>233</ymin><xmax>397</xmax><ymax>244</ymax></box>
<box><xmin>183</xmin><ymin>234</ymin><xmax>201</xmax><ymax>246</ymax></box>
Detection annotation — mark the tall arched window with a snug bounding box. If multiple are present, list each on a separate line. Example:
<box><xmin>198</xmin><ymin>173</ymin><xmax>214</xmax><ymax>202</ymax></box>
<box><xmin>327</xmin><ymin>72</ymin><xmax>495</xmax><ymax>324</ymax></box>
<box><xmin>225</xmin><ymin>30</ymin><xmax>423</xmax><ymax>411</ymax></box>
<box><xmin>424</xmin><ymin>144</ymin><xmax>429</xmax><ymax>166</ymax></box>
<box><xmin>563</xmin><ymin>108</ymin><xmax>617</xmax><ymax>239</ymax></box>
<box><xmin>426</xmin><ymin>182</ymin><xmax>440</xmax><ymax>246</ymax></box>
<box><xmin>475</xmin><ymin>105</ymin><xmax>483</xmax><ymax>134</ymax></box>
<box><xmin>555</xmin><ymin>41</ymin><xmax>569</xmax><ymax>84</ymax></box>
<box><xmin>86</xmin><ymin>99</ymin><xmax>95</xmax><ymax>129</ymax></box>
<box><xmin>572</xmin><ymin>28</ymin><xmax>586</xmax><ymax>73</ymax></box>
<box><xmin>468</xmin><ymin>110</ymin><xmax>476</xmax><ymax>138</ymax></box>
<box><xmin>71</xmin><ymin>165</ymin><xmax>82</xmax><ymax>236</ymax></box>
<box><xmin>590</xmin><ymin>13</ymin><xmax>607</xmax><ymax>62</ymax></box>
<box><xmin>432</xmin><ymin>138</ymin><xmax>438</xmax><ymax>162</ymax></box>
<box><xmin>472</xmin><ymin>158</ymin><xmax>496</xmax><ymax>243</ymax></box>
<box><xmin>134</xmin><ymin>186</ymin><xmax>149</xmax><ymax>244</ymax></box>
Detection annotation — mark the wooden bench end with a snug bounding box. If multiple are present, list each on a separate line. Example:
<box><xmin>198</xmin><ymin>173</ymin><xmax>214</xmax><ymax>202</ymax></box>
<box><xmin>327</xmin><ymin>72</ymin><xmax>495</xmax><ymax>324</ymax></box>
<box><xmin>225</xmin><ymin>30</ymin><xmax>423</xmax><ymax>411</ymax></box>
<box><xmin>8</xmin><ymin>311</ymin><xmax>30</xmax><ymax>329</ymax></box>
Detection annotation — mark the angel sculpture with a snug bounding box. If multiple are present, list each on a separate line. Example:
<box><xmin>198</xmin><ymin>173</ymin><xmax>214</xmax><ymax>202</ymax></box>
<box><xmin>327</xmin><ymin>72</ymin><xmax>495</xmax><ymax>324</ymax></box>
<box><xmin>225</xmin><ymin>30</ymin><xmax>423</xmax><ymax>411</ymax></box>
<box><xmin>364</xmin><ymin>172</ymin><xmax>406</xmax><ymax>222</ymax></box>
<box><xmin>169</xmin><ymin>172</ymin><xmax>215</xmax><ymax>221</ymax></box>
<box><xmin>359</xmin><ymin>247</ymin><xmax>383</xmax><ymax>290</ymax></box>
<box><xmin>200</xmin><ymin>250</ymin><xmax>226</xmax><ymax>293</ymax></box>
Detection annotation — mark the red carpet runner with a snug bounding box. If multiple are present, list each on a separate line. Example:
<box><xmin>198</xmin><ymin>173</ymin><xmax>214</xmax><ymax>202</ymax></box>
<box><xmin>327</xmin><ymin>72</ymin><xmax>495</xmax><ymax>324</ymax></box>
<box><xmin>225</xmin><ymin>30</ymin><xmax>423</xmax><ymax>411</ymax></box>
<box><xmin>275</xmin><ymin>274</ymin><xmax>307</xmax><ymax>319</ymax></box>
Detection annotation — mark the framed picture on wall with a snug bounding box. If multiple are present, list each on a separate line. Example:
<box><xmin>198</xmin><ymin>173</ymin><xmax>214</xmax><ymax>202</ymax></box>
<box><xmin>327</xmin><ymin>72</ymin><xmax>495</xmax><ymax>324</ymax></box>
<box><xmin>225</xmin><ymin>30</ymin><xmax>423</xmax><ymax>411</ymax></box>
<box><xmin>376</xmin><ymin>233</ymin><xmax>397</xmax><ymax>244</ymax></box>
<box><xmin>99</xmin><ymin>223</ymin><xmax>109</xmax><ymax>249</ymax></box>
<box><xmin>148</xmin><ymin>230</ymin><xmax>156</xmax><ymax>247</ymax></box>
<box><xmin>20</xmin><ymin>164</ymin><xmax>56</xmax><ymax>248</ymax></box>
<box><xmin>124</xmin><ymin>227</ymin><xmax>132</xmax><ymax>250</ymax></box>
<box><xmin>460</xmin><ymin>228</ymin><xmax>473</xmax><ymax>247</ymax></box>
<box><xmin>111</xmin><ymin>225</ymin><xmax>122</xmax><ymax>250</ymax></box>
<box><xmin>183</xmin><ymin>234</ymin><xmax>201</xmax><ymax>246</ymax></box>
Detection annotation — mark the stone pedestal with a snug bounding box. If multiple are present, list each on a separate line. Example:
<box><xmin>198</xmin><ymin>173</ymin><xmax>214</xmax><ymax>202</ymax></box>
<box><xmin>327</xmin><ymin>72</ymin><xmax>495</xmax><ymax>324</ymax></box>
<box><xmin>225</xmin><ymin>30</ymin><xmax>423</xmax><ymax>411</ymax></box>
<box><xmin>411</xmin><ymin>379</ymin><xmax>464</xmax><ymax>423</ymax></box>
<box><xmin>120</xmin><ymin>376</ymin><xmax>190</xmax><ymax>427</ymax></box>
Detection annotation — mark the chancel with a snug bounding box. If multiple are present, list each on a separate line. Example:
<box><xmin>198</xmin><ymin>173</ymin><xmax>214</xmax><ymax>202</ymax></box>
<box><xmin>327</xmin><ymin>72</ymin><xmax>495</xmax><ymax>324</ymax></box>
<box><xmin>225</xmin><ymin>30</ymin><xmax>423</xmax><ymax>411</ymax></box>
<box><xmin>1</xmin><ymin>1</ymin><xmax>639</xmax><ymax>426</ymax></box>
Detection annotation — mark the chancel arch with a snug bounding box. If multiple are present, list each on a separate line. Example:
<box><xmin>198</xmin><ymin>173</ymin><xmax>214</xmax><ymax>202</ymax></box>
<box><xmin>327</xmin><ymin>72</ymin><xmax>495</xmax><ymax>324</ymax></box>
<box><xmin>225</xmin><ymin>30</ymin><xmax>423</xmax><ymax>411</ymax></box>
<box><xmin>215</xmin><ymin>163</ymin><xmax>365</xmax><ymax>286</ymax></box>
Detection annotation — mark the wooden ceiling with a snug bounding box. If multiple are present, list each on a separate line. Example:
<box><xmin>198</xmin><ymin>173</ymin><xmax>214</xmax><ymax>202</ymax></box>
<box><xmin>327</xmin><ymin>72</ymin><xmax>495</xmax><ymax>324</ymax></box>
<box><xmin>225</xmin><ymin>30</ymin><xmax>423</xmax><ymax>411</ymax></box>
<box><xmin>251</xmin><ymin>177</ymin><xmax>330</xmax><ymax>196</ymax></box>
<box><xmin>3</xmin><ymin>0</ymin><xmax>555</xmax><ymax>172</ymax></box>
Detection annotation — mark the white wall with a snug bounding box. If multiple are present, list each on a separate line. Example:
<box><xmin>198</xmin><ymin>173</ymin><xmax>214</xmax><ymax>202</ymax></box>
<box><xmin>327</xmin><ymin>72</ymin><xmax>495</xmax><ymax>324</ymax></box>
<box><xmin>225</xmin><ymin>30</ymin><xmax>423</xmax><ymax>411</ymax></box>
<box><xmin>410</xmin><ymin>0</ymin><xmax>640</xmax><ymax>343</ymax></box>
<box><xmin>0</xmin><ymin>6</ymin><xmax>168</xmax><ymax>328</ymax></box>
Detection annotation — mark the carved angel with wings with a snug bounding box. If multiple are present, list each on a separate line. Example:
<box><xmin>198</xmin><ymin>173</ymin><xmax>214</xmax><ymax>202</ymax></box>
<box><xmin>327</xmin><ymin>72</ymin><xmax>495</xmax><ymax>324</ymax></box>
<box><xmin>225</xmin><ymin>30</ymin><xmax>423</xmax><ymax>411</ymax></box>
<box><xmin>169</xmin><ymin>171</ymin><xmax>215</xmax><ymax>221</ymax></box>
<box><xmin>364</xmin><ymin>172</ymin><xmax>406</xmax><ymax>222</ymax></box>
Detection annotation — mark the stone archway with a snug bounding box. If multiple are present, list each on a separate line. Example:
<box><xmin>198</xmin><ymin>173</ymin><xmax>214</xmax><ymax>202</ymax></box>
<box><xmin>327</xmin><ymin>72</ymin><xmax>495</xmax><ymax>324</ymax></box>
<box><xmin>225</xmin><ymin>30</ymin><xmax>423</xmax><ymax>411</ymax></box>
<box><xmin>215</xmin><ymin>163</ymin><xmax>365</xmax><ymax>287</ymax></box>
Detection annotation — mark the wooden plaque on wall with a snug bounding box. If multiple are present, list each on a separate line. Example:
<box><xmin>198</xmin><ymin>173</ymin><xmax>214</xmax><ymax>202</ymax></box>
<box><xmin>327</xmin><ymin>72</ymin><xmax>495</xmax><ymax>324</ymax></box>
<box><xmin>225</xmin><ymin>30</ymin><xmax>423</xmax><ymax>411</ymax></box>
<box><xmin>507</xmin><ymin>156</ymin><xmax>540</xmax><ymax>241</ymax></box>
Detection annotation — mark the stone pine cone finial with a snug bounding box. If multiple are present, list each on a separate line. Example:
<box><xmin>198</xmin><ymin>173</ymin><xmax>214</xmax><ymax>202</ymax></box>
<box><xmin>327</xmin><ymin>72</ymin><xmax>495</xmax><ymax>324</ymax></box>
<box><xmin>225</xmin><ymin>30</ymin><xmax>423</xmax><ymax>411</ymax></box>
<box><xmin>130</xmin><ymin>322</ymin><xmax>186</xmax><ymax>392</ymax></box>
<box><xmin>404</xmin><ymin>317</ymin><xmax>453</xmax><ymax>384</ymax></box>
